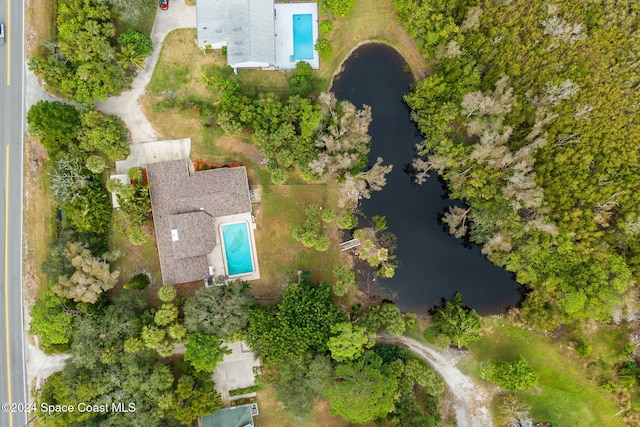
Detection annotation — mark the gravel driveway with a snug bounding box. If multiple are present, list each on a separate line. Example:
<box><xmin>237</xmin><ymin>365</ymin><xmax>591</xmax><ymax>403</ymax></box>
<box><xmin>377</xmin><ymin>334</ymin><xmax>495</xmax><ymax>427</ymax></box>
<box><xmin>95</xmin><ymin>0</ymin><xmax>197</xmax><ymax>143</ymax></box>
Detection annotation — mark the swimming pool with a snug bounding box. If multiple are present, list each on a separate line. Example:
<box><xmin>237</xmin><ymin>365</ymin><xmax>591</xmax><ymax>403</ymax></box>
<box><xmin>292</xmin><ymin>14</ymin><xmax>313</xmax><ymax>60</ymax></box>
<box><xmin>220</xmin><ymin>222</ymin><xmax>254</xmax><ymax>276</ymax></box>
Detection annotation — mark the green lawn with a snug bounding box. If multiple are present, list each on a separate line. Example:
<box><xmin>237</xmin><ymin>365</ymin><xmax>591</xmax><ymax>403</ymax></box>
<box><xmin>108</xmin><ymin>213</ymin><xmax>163</xmax><ymax>290</ymax></box>
<box><xmin>251</xmin><ymin>184</ymin><xmax>347</xmax><ymax>297</ymax></box>
<box><xmin>460</xmin><ymin>317</ymin><xmax>625</xmax><ymax>427</ymax></box>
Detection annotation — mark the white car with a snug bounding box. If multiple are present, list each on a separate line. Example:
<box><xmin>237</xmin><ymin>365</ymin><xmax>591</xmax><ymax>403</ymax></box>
<box><xmin>0</xmin><ymin>23</ymin><xmax>5</xmax><ymax>45</ymax></box>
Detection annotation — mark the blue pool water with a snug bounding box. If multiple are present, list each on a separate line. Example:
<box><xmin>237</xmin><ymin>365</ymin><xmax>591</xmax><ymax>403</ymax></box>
<box><xmin>221</xmin><ymin>222</ymin><xmax>254</xmax><ymax>276</ymax></box>
<box><xmin>292</xmin><ymin>14</ymin><xmax>313</xmax><ymax>60</ymax></box>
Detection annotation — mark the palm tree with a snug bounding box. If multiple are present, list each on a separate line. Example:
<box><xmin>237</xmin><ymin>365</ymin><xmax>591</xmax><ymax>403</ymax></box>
<box><xmin>116</xmin><ymin>44</ymin><xmax>146</xmax><ymax>70</ymax></box>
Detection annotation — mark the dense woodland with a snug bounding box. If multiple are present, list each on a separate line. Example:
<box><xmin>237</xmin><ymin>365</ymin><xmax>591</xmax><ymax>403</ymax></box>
<box><xmin>394</xmin><ymin>0</ymin><xmax>640</xmax><ymax>328</ymax></box>
<box><xmin>393</xmin><ymin>0</ymin><xmax>640</xmax><ymax>422</ymax></box>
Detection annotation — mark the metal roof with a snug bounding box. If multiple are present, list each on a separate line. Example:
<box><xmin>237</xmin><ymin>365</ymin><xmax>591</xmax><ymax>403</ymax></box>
<box><xmin>196</xmin><ymin>0</ymin><xmax>276</xmax><ymax>68</ymax></box>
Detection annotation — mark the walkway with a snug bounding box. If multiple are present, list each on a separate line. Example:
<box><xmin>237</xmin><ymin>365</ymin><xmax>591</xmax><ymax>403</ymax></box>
<box><xmin>95</xmin><ymin>0</ymin><xmax>197</xmax><ymax>142</ymax></box>
<box><xmin>377</xmin><ymin>334</ymin><xmax>495</xmax><ymax>427</ymax></box>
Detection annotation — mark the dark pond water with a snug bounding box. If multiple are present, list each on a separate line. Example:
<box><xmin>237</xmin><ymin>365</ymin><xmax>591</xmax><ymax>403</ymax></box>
<box><xmin>331</xmin><ymin>43</ymin><xmax>521</xmax><ymax>314</ymax></box>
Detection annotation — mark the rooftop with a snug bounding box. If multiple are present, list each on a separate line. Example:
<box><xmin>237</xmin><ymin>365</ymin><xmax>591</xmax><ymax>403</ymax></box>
<box><xmin>201</xmin><ymin>406</ymin><xmax>254</xmax><ymax>427</ymax></box>
<box><xmin>147</xmin><ymin>160</ymin><xmax>252</xmax><ymax>284</ymax></box>
<box><xmin>196</xmin><ymin>0</ymin><xmax>276</xmax><ymax>69</ymax></box>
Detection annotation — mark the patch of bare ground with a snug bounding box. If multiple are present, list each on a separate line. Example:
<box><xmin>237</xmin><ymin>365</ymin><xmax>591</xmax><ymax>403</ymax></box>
<box><xmin>378</xmin><ymin>334</ymin><xmax>496</xmax><ymax>427</ymax></box>
<box><xmin>24</xmin><ymin>0</ymin><xmax>56</xmax><ymax>57</ymax></box>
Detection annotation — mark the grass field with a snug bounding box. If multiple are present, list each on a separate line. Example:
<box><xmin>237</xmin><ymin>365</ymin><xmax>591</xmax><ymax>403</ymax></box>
<box><xmin>22</xmin><ymin>139</ymin><xmax>54</xmax><ymax>299</ymax></box>
<box><xmin>251</xmin><ymin>184</ymin><xmax>347</xmax><ymax>297</ymax></box>
<box><xmin>254</xmin><ymin>384</ymin><xmax>376</xmax><ymax>427</ymax></box>
<box><xmin>461</xmin><ymin>317</ymin><xmax>626</xmax><ymax>427</ymax></box>
<box><xmin>108</xmin><ymin>215</ymin><xmax>163</xmax><ymax>288</ymax></box>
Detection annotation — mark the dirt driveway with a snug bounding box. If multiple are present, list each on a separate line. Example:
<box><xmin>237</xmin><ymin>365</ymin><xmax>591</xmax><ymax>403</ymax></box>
<box><xmin>95</xmin><ymin>0</ymin><xmax>197</xmax><ymax>143</ymax></box>
<box><xmin>377</xmin><ymin>334</ymin><xmax>495</xmax><ymax>427</ymax></box>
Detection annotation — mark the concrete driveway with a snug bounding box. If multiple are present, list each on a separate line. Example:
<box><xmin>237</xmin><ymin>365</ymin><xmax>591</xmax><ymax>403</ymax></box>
<box><xmin>96</xmin><ymin>0</ymin><xmax>197</xmax><ymax>143</ymax></box>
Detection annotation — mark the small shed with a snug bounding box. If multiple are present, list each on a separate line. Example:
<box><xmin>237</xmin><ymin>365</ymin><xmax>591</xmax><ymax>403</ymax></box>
<box><xmin>200</xmin><ymin>406</ymin><xmax>254</xmax><ymax>427</ymax></box>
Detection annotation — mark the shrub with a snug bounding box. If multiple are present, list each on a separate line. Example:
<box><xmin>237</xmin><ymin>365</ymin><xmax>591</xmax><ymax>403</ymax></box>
<box><xmin>479</xmin><ymin>356</ymin><xmax>538</xmax><ymax>390</ymax></box>
<box><xmin>319</xmin><ymin>19</ymin><xmax>333</xmax><ymax>36</ymax></box>
<box><xmin>323</xmin><ymin>0</ymin><xmax>356</xmax><ymax>18</ymax></box>
<box><xmin>333</xmin><ymin>266</ymin><xmax>355</xmax><ymax>296</ymax></box>
<box><xmin>288</xmin><ymin>61</ymin><xmax>314</xmax><ymax>97</ymax></box>
<box><xmin>321</xmin><ymin>209</ymin><xmax>336</xmax><ymax>223</ymax></box>
<box><xmin>315</xmin><ymin>38</ymin><xmax>334</xmax><ymax>61</ymax></box>
<box><xmin>118</xmin><ymin>29</ymin><xmax>153</xmax><ymax>57</ymax></box>
<box><xmin>337</xmin><ymin>212</ymin><xmax>358</xmax><ymax>229</ymax></box>
<box><xmin>124</xmin><ymin>273</ymin><xmax>150</xmax><ymax>290</ymax></box>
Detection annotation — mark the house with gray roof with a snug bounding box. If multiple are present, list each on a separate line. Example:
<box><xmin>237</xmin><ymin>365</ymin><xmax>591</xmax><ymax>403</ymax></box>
<box><xmin>196</xmin><ymin>0</ymin><xmax>319</xmax><ymax>71</ymax></box>
<box><xmin>196</xmin><ymin>0</ymin><xmax>276</xmax><ymax>71</ymax></box>
<box><xmin>147</xmin><ymin>160</ymin><xmax>260</xmax><ymax>285</ymax></box>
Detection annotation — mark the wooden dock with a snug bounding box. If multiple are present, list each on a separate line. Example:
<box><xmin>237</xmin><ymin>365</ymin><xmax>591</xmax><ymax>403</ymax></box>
<box><xmin>339</xmin><ymin>238</ymin><xmax>361</xmax><ymax>251</ymax></box>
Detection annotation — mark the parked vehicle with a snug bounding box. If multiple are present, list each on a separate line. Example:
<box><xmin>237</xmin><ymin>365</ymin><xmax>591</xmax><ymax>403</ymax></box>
<box><xmin>0</xmin><ymin>23</ymin><xmax>5</xmax><ymax>45</ymax></box>
<box><xmin>159</xmin><ymin>0</ymin><xmax>168</xmax><ymax>10</ymax></box>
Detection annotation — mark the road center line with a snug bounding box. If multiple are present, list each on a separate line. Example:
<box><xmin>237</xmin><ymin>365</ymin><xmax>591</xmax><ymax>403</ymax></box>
<box><xmin>4</xmin><ymin>145</ymin><xmax>13</xmax><ymax>427</ymax></box>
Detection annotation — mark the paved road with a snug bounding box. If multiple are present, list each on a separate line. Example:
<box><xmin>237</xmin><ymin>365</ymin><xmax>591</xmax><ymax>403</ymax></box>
<box><xmin>0</xmin><ymin>0</ymin><xmax>28</xmax><ymax>425</ymax></box>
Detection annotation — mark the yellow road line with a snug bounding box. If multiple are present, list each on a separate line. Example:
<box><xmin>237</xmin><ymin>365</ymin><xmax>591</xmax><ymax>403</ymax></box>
<box><xmin>4</xmin><ymin>145</ymin><xmax>13</xmax><ymax>427</ymax></box>
<box><xmin>6</xmin><ymin>0</ymin><xmax>11</xmax><ymax>86</ymax></box>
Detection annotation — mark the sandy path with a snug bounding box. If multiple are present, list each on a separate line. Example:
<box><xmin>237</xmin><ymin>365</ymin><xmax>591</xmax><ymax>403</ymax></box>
<box><xmin>95</xmin><ymin>0</ymin><xmax>197</xmax><ymax>143</ymax></box>
<box><xmin>377</xmin><ymin>334</ymin><xmax>494</xmax><ymax>427</ymax></box>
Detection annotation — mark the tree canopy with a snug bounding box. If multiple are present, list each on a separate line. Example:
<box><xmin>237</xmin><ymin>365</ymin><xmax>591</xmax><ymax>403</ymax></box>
<box><xmin>392</xmin><ymin>0</ymin><xmax>640</xmax><ymax>326</ymax></box>
<box><xmin>323</xmin><ymin>351</ymin><xmax>399</xmax><ymax>424</ymax></box>
<box><xmin>431</xmin><ymin>292</ymin><xmax>482</xmax><ymax>348</ymax></box>
<box><xmin>183</xmin><ymin>280</ymin><xmax>252</xmax><ymax>339</ymax></box>
<box><xmin>246</xmin><ymin>281</ymin><xmax>344</xmax><ymax>365</ymax></box>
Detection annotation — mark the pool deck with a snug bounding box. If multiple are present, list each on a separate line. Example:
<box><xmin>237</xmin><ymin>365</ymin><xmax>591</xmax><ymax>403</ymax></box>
<box><xmin>207</xmin><ymin>213</ymin><xmax>261</xmax><ymax>282</ymax></box>
<box><xmin>274</xmin><ymin>3</ymin><xmax>319</xmax><ymax>70</ymax></box>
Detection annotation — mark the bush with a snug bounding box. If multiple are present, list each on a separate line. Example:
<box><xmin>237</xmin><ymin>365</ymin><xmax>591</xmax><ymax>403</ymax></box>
<box><xmin>323</xmin><ymin>0</ymin><xmax>356</xmax><ymax>18</ymax></box>
<box><xmin>270</xmin><ymin>168</ymin><xmax>287</xmax><ymax>185</ymax></box>
<box><xmin>229</xmin><ymin>385</ymin><xmax>262</xmax><ymax>397</ymax></box>
<box><xmin>124</xmin><ymin>273</ymin><xmax>150</xmax><ymax>290</ymax></box>
<box><xmin>315</xmin><ymin>38</ymin><xmax>334</xmax><ymax>61</ymax></box>
<box><xmin>319</xmin><ymin>19</ymin><xmax>333</xmax><ymax>36</ymax></box>
<box><xmin>333</xmin><ymin>266</ymin><xmax>355</xmax><ymax>297</ymax></box>
<box><xmin>434</xmin><ymin>334</ymin><xmax>451</xmax><ymax>349</ymax></box>
<box><xmin>321</xmin><ymin>209</ymin><xmax>336</xmax><ymax>223</ymax></box>
<box><xmin>26</xmin><ymin>101</ymin><xmax>81</xmax><ymax>157</ymax></box>
<box><xmin>337</xmin><ymin>212</ymin><xmax>358</xmax><ymax>229</ymax></box>
<box><xmin>480</xmin><ymin>355</ymin><xmax>538</xmax><ymax>390</ymax></box>
<box><xmin>118</xmin><ymin>29</ymin><xmax>153</xmax><ymax>57</ymax></box>
<box><xmin>288</xmin><ymin>61</ymin><xmax>315</xmax><ymax>97</ymax></box>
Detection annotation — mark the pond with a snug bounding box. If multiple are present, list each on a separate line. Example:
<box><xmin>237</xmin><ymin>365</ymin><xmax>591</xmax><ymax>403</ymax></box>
<box><xmin>331</xmin><ymin>43</ymin><xmax>521</xmax><ymax>314</ymax></box>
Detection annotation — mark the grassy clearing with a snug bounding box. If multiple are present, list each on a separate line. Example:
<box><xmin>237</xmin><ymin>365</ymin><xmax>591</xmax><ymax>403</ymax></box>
<box><xmin>24</xmin><ymin>0</ymin><xmax>57</xmax><ymax>57</ymax></box>
<box><xmin>314</xmin><ymin>0</ymin><xmax>429</xmax><ymax>91</ymax></box>
<box><xmin>23</xmin><ymin>139</ymin><xmax>54</xmax><ymax>300</ymax></box>
<box><xmin>460</xmin><ymin>317</ymin><xmax>625</xmax><ymax>427</ymax></box>
<box><xmin>108</xmin><ymin>215</ymin><xmax>163</xmax><ymax>290</ymax></box>
<box><xmin>254</xmin><ymin>384</ymin><xmax>376</xmax><ymax>427</ymax></box>
<box><xmin>142</xmin><ymin>29</ymin><xmax>227</xmax><ymax>148</ymax></box>
<box><xmin>251</xmin><ymin>184</ymin><xmax>347</xmax><ymax>297</ymax></box>
<box><xmin>114</xmin><ymin>0</ymin><xmax>157</xmax><ymax>35</ymax></box>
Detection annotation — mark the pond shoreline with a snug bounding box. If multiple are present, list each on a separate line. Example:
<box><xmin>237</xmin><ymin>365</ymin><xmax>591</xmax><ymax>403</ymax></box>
<box><xmin>331</xmin><ymin>43</ymin><xmax>521</xmax><ymax>315</ymax></box>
